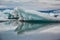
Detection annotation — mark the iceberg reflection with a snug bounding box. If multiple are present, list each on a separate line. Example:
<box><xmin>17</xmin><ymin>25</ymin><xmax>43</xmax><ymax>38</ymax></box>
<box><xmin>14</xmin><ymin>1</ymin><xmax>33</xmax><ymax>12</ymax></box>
<box><xmin>15</xmin><ymin>22</ymin><xmax>51</xmax><ymax>34</ymax></box>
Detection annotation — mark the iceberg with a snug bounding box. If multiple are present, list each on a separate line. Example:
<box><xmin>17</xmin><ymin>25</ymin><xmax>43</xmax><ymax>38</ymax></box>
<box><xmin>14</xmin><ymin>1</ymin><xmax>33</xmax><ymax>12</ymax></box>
<box><xmin>13</xmin><ymin>7</ymin><xmax>60</xmax><ymax>22</ymax></box>
<box><xmin>0</xmin><ymin>7</ymin><xmax>60</xmax><ymax>23</ymax></box>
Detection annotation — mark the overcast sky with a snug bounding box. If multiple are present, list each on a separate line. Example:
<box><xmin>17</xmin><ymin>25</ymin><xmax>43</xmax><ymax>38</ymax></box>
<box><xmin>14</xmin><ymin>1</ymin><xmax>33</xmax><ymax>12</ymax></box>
<box><xmin>0</xmin><ymin>0</ymin><xmax>60</xmax><ymax>10</ymax></box>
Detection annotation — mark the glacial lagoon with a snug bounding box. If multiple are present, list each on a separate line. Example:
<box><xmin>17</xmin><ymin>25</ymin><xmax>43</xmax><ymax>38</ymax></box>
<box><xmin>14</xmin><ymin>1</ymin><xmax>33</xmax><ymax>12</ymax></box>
<box><xmin>0</xmin><ymin>21</ymin><xmax>60</xmax><ymax>40</ymax></box>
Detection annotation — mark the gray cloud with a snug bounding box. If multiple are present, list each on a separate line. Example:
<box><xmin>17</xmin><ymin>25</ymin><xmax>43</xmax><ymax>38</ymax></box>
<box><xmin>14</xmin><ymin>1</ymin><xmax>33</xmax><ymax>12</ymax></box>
<box><xmin>0</xmin><ymin>0</ymin><xmax>60</xmax><ymax>10</ymax></box>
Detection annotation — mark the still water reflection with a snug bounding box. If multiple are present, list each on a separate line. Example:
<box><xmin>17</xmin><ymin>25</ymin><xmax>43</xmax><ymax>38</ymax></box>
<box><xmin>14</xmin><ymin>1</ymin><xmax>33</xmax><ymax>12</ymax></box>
<box><xmin>15</xmin><ymin>22</ymin><xmax>52</xmax><ymax>34</ymax></box>
<box><xmin>0</xmin><ymin>22</ymin><xmax>60</xmax><ymax>40</ymax></box>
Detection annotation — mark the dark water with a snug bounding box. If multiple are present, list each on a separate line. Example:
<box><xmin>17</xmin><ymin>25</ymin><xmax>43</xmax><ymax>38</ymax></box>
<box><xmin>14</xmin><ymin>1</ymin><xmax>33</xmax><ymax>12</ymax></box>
<box><xmin>0</xmin><ymin>22</ymin><xmax>60</xmax><ymax>40</ymax></box>
<box><xmin>0</xmin><ymin>8</ymin><xmax>14</xmax><ymax>11</ymax></box>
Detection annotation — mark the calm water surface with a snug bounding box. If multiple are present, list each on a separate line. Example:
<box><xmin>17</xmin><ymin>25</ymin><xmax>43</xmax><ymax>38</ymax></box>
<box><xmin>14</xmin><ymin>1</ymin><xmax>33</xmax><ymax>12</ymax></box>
<box><xmin>0</xmin><ymin>22</ymin><xmax>60</xmax><ymax>40</ymax></box>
